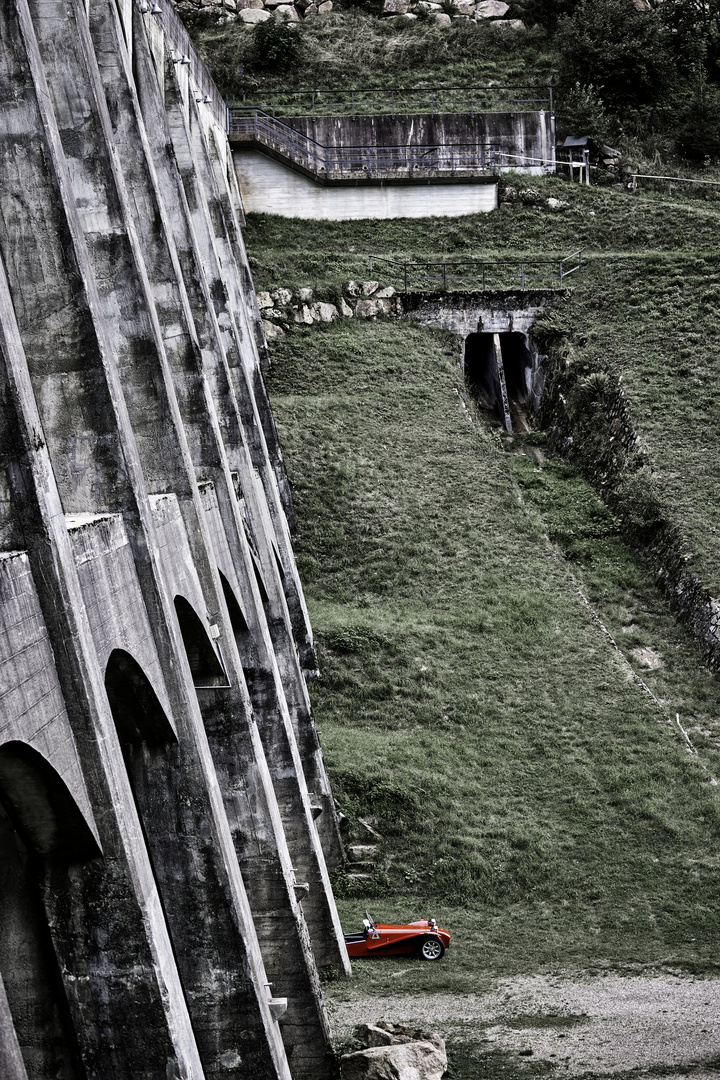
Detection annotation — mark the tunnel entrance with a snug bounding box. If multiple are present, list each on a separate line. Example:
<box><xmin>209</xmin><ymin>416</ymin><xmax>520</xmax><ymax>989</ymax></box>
<box><xmin>464</xmin><ymin>331</ymin><xmax>534</xmax><ymax>432</ymax></box>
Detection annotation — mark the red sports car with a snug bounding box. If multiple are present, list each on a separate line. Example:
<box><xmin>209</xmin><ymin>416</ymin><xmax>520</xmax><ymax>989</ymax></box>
<box><xmin>344</xmin><ymin>913</ymin><xmax>450</xmax><ymax>962</ymax></box>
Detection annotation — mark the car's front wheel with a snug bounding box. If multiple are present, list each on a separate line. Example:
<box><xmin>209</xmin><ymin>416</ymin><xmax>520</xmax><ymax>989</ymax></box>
<box><xmin>418</xmin><ymin>936</ymin><xmax>445</xmax><ymax>962</ymax></box>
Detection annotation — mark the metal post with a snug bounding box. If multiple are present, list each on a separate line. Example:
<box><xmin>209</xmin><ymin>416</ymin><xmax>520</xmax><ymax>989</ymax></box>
<box><xmin>482</xmin><ymin>263</ymin><xmax>485</xmax><ymax>291</ymax></box>
<box><xmin>312</xmin><ymin>90</ymin><xmax>315</xmax><ymax>120</ymax></box>
<box><xmin>352</xmin><ymin>90</ymin><xmax>355</xmax><ymax>119</ymax></box>
<box><xmin>443</xmin><ymin>263</ymin><xmax>446</xmax><ymax>291</ymax></box>
<box><xmin>510</xmin><ymin>88</ymin><xmax>513</xmax><ymax>117</ymax></box>
<box><xmin>272</xmin><ymin>91</ymin><xmax>275</xmax><ymax>118</ymax></box>
<box><xmin>471</xmin><ymin>88</ymin><xmax>474</xmax><ymax>118</ymax></box>
<box><xmin>404</xmin><ymin>265</ymin><xmax>408</xmax><ymax>293</ymax></box>
<box><xmin>521</xmin><ymin>261</ymin><xmax>525</xmax><ymax>290</ymax></box>
<box><xmin>431</xmin><ymin>89</ymin><xmax>434</xmax><ymax>119</ymax></box>
<box><xmin>392</xmin><ymin>89</ymin><xmax>394</xmax><ymax>119</ymax></box>
<box><xmin>549</xmin><ymin>84</ymin><xmax>553</xmax><ymax>116</ymax></box>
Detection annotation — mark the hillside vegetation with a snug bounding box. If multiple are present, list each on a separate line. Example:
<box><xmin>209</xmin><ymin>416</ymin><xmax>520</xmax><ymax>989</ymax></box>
<box><xmin>248</xmin><ymin>178</ymin><xmax>720</xmax><ymax>1074</ymax></box>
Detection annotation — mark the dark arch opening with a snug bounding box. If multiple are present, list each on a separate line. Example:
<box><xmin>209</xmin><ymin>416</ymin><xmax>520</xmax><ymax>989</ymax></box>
<box><xmin>464</xmin><ymin>332</ymin><xmax>533</xmax><ymax>422</ymax></box>
<box><xmin>0</xmin><ymin>745</ymin><xmax>95</xmax><ymax>1080</ymax></box>
<box><xmin>219</xmin><ymin>570</ymin><xmax>249</xmax><ymax>639</ymax></box>
<box><xmin>0</xmin><ymin>742</ymin><xmax>99</xmax><ymax>863</ymax></box>
<box><xmin>250</xmin><ymin>554</ymin><xmax>270</xmax><ymax>605</ymax></box>
<box><xmin>173</xmin><ymin>596</ymin><xmax>227</xmax><ymax>687</ymax></box>
<box><xmin>105</xmin><ymin>650</ymin><xmax>177</xmax><ymax>747</ymax></box>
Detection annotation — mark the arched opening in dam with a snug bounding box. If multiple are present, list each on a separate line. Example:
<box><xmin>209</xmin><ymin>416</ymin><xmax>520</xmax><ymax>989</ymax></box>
<box><xmin>0</xmin><ymin>742</ymin><xmax>98</xmax><ymax>1080</ymax></box>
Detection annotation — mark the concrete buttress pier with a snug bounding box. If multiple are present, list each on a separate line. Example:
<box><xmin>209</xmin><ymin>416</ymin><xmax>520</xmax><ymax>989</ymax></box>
<box><xmin>0</xmin><ymin>1</ymin><xmax>348</xmax><ymax>1077</ymax></box>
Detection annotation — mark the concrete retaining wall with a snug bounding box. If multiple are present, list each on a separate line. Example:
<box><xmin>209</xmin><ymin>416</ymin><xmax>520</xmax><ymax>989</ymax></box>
<box><xmin>0</xmin><ymin>0</ymin><xmax>346</xmax><ymax>1077</ymax></box>
<box><xmin>234</xmin><ymin>150</ymin><xmax>499</xmax><ymax>217</ymax></box>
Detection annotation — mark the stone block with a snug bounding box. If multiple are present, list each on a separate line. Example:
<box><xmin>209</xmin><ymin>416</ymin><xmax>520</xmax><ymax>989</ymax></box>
<box><xmin>318</xmin><ymin>0</ymin><xmax>333</xmax><ymax>10</ymax></box>
<box><xmin>382</xmin><ymin>0</ymin><xmax>410</xmax><ymax>13</ymax></box>
<box><xmin>492</xmin><ymin>16</ymin><xmax>525</xmax><ymax>26</ymax></box>
<box><xmin>294</xmin><ymin>304</ymin><xmax>314</xmax><ymax>324</ymax></box>
<box><xmin>272</xmin><ymin>287</ymin><xmax>293</xmax><ymax>305</ymax></box>
<box><xmin>256</xmin><ymin>290</ymin><xmax>273</xmax><ymax>309</ymax></box>
<box><xmin>262</xmin><ymin>319</ymin><xmax>285</xmax><ymax>339</ymax></box>
<box><xmin>475</xmin><ymin>0</ymin><xmax>508</xmax><ymax>14</ymax></box>
<box><xmin>374</xmin><ymin>285</ymin><xmax>396</xmax><ymax>299</ymax></box>
<box><xmin>361</xmin><ymin>280</ymin><xmax>379</xmax><ymax>295</ymax></box>
<box><xmin>340</xmin><ymin>1041</ymin><xmax>447</xmax><ymax>1080</ymax></box>
<box><xmin>303</xmin><ymin>4</ymin><xmax>317</xmax><ymax>14</ymax></box>
<box><xmin>454</xmin><ymin>1</ymin><xmax>474</xmax><ymax>13</ymax></box>
<box><xmin>239</xmin><ymin>6</ymin><xmax>271</xmax><ymax>18</ymax></box>
<box><xmin>274</xmin><ymin>4</ymin><xmax>300</xmax><ymax>17</ymax></box>
<box><xmin>346</xmin><ymin>279</ymin><xmax>361</xmax><ymax>296</ymax></box>
<box><xmin>310</xmin><ymin>302</ymin><xmax>339</xmax><ymax>322</ymax></box>
<box><xmin>431</xmin><ymin>11</ymin><xmax>451</xmax><ymax>23</ymax></box>
<box><xmin>297</xmin><ymin>286</ymin><xmax>313</xmax><ymax>301</ymax></box>
<box><xmin>354</xmin><ymin>299</ymin><xmax>380</xmax><ymax>318</ymax></box>
<box><xmin>340</xmin><ymin>297</ymin><xmax>353</xmax><ymax>317</ymax></box>
<box><xmin>347</xmin><ymin>844</ymin><xmax>377</xmax><ymax>861</ymax></box>
<box><xmin>223</xmin><ymin>0</ymin><xmax>237</xmax><ymax>9</ymax></box>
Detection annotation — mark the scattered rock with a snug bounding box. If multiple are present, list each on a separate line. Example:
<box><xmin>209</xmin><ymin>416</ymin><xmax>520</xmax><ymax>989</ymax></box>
<box><xmin>297</xmin><ymin>286</ymin><xmax>313</xmax><ymax>302</ymax></box>
<box><xmin>630</xmin><ymin>647</ymin><xmax>663</xmax><ymax>669</ymax></box>
<box><xmin>373</xmin><ymin>285</ymin><xmax>396</xmax><ymax>299</ymax></box>
<box><xmin>454</xmin><ymin>1</ymin><xmax>474</xmax><ymax>13</ymax></box>
<box><xmin>340</xmin><ymin>297</ymin><xmax>354</xmax><ymax>317</ymax></box>
<box><xmin>382</xmin><ymin>0</ymin><xmax>410</xmax><ymax>11</ymax></box>
<box><xmin>340</xmin><ymin>1041</ymin><xmax>447</xmax><ymax>1080</ymax></box>
<box><xmin>294</xmin><ymin>304</ymin><xmax>314</xmax><ymax>324</ymax></box>
<box><xmin>318</xmin><ymin>0</ymin><xmax>333</xmax><ymax>9</ymax></box>
<box><xmin>475</xmin><ymin>0</ymin><xmax>508</xmax><ymax>13</ymax></box>
<box><xmin>358</xmin><ymin>816</ymin><xmax>383</xmax><ymax>838</ymax></box>
<box><xmin>303</xmin><ymin>3</ymin><xmax>317</xmax><ymax>13</ymax></box>
<box><xmin>310</xmin><ymin>301</ymin><xmax>339</xmax><ymax>322</ymax></box>
<box><xmin>633</xmin><ymin>0</ymin><xmax>651</xmax><ymax>8</ymax></box>
<box><xmin>262</xmin><ymin>319</ymin><xmax>285</xmax><ymax>339</ymax></box>
<box><xmin>361</xmin><ymin>280</ymin><xmax>379</xmax><ymax>295</ymax></box>
<box><xmin>397</xmin><ymin>10</ymin><xmax>417</xmax><ymax>17</ymax></box>
<box><xmin>547</xmin><ymin>197</ymin><xmax>568</xmax><ymax>209</ymax></box>
<box><xmin>346</xmin><ymin>280</ymin><xmax>361</xmax><ymax>297</ymax></box>
<box><xmin>492</xmin><ymin>17</ymin><xmax>525</xmax><ymax>26</ymax></box>
<box><xmin>256</xmin><ymin>291</ymin><xmax>273</xmax><ymax>309</ymax></box>
<box><xmin>272</xmin><ymin>287</ymin><xmax>293</xmax><ymax>306</ymax></box>
<box><xmin>355</xmin><ymin>299</ymin><xmax>381</xmax><ymax>318</ymax></box>
<box><xmin>274</xmin><ymin>4</ymin><xmax>299</xmax><ymax>18</ymax></box>
<box><xmin>431</xmin><ymin>11</ymin><xmax>451</xmax><ymax>23</ymax></box>
<box><xmin>239</xmin><ymin>6</ymin><xmax>271</xmax><ymax>19</ymax></box>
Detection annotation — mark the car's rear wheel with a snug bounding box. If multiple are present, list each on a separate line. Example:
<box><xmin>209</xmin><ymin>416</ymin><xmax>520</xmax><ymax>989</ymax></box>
<box><xmin>418</xmin><ymin>936</ymin><xmax>445</xmax><ymax>962</ymax></box>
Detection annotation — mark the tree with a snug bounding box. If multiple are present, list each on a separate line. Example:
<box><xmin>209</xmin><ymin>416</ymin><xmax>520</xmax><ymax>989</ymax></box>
<box><xmin>556</xmin><ymin>0</ymin><xmax>672</xmax><ymax>117</ymax></box>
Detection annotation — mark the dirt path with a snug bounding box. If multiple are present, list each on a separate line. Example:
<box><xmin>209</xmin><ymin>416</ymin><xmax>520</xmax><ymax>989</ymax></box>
<box><xmin>328</xmin><ymin>972</ymin><xmax>720</xmax><ymax>1077</ymax></box>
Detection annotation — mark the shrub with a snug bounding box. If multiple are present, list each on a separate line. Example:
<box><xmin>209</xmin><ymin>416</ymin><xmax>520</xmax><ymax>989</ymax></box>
<box><xmin>247</xmin><ymin>18</ymin><xmax>304</xmax><ymax>74</ymax></box>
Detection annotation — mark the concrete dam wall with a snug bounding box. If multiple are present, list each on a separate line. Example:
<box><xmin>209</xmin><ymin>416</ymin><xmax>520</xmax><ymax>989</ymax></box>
<box><xmin>0</xmin><ymin>1</ymin><xmax>348</xmax><ymax>1079</ymax></box>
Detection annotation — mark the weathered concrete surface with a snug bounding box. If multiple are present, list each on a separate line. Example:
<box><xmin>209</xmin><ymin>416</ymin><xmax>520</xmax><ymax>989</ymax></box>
<box><xmin>234</xmin><ymin>150</ymin><xmax>499</xmax><ymax>217</ymax></box>
<box><xmin>0</xmin><ymin>0</ymin><xmax>347</xmax><ymax>1077</ymax></box>
<box><xmin>282</xmin><ymin>110</ymin><xmax>555</xmax><ymax>173</ymax></box>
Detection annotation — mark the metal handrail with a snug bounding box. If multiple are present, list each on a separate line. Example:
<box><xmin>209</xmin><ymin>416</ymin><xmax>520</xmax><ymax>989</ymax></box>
<box><xmin>369</xmin><ymin>251</ymin><xmax>582</xmax><ymax>293</ymax></box>
<box><xmin>231</xmin><ymin>109</ymin><xmax>503</xmax><ymax>176</ymax></box>
<box><xmin>228</xmin><ymin>84</ymin><xmax>553</xmax><ymax>121</ymax></box>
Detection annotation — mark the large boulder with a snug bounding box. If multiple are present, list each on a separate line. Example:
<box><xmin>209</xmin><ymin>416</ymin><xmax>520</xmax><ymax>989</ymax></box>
<box><xmin>239</xmin><ymin>7</ymin><xmax>271</xmax><ymax>20</ymax></box>
<box><xmin>475</xmin><ymin>0</ymin><xmax>508</xmax><ymax>14</ymax></box>
<box><xmin>274</xmin><ymin>4</ymin><xmax>300</xmax><ymax>18</ymax></box>
<box><xmin>340</xmin><ymin>1041</ymin><xmax>447</xmax><ymax>1080</ymax></box>
<box><xmin>382</xmin><ymin>0</ymin><xmax>410</xmax><ymax>13</ymax></box>
<box><xmin>432</xmin><ymin>11</ymin><xmax>451</xmax><ymax>24</ymax></box>
<box><xmin>310</xmin><ymin>301</ymin><xmax>339</xmax><ymax>322</ymax></box>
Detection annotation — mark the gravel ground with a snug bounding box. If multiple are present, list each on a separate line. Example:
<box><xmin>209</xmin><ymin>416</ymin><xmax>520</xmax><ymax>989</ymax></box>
<box><xmin>328</xmin><ymin>972</ymin><xmax>720</xmax><ymax>1077</ymax></box>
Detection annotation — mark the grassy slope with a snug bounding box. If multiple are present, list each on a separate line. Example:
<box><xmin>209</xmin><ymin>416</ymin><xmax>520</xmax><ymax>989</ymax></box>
<box><xmin>248</xmin><ymin>178</ymin><xmax>720</xmax><ymax>590</ymax></box>
<box><xmin>265</xmin><ymin>314</ymin><xmax>720</xmax><ymax>980</ymax></box>
<box><xmin>184</xmin><ymin>11</ymin><xmax>556</xmax><ymax>98</ymax></box>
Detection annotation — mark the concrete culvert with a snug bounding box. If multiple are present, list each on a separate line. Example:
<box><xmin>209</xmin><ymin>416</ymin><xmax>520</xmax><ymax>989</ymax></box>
<box><xmin>464</xmin><ymin>331</ymin><xmax>534</xmax><ymax>432</ymax></box>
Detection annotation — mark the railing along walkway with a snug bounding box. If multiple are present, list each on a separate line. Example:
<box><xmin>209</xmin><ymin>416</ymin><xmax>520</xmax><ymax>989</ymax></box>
<box><xmin>228</xmin><ymin>85</ymin><xmax>554</xmax><ymax>120</ymax></box>
<box><xmin>369</xmin><ymin>251</ymin><xmax>582</xmax><ymax>292</ymax></box>
<box><xmin>230</xmin><ymin>109</ymin><xmax>502</xmax><ymax>179</ymax></box>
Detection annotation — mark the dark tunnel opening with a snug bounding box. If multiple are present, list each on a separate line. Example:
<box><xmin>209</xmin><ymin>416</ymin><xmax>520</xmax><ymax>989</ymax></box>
<box><xmin>464</xmin><ymin>331</ymin><xmax>534</xmax><ymax>430</ymax></box>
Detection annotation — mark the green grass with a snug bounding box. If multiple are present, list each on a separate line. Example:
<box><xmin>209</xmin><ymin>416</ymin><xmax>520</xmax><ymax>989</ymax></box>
<box><xmin>182</xmin><ymin>10</ymin><xmax>556</xmax><ymax>99</ymax></box>
<box><xmin>250</xmin><ymin>178</ymin><xmax>720</xmax><ymax>1078</ymax></box>
<box><xmin>264</xmin><ymin>317</ymin><xmax>720</xmax><ymax>982</ymax></box>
